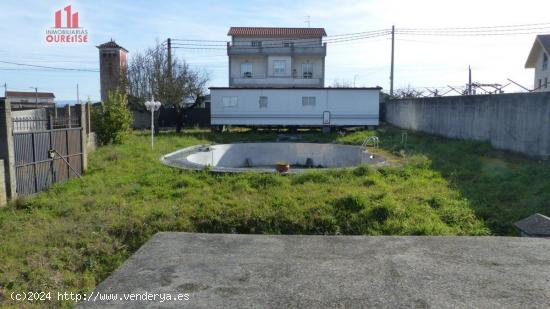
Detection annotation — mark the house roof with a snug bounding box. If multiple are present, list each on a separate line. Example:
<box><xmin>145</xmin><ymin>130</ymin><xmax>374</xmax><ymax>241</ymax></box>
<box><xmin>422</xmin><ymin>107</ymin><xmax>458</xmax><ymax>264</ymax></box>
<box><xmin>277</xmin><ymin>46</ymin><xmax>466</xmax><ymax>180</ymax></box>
<box><xmin>228</xmin><ymin>27</ymin><xmax>327</xmax><ymax>37</ymax></box>
<box><xmin>6</xmin><ymin>91</ymin><xmax>55</xmax><ymax>98</ymax></box>
<box><xmin>96</xmin><ymin>40</ymin><xmax>128</xmax><ymax>52</ymax></box>
<box><xmin>514</xmin><ymin>213</ymin><xmax>550</xmax><ymax>237</ymax></box>
<box><xmin>525</xmin><ymin>34</ymin><xmax>550</xmax><ymax>68</ymax></box>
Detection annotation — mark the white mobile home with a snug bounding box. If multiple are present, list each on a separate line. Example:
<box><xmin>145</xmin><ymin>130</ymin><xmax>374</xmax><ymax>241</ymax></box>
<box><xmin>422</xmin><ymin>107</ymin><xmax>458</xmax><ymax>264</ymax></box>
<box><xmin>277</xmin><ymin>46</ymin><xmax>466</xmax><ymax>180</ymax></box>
<box><xmin>210</xmin><ymin>87</ymin><xmax>381</xmax><ymax>128</ymax></box>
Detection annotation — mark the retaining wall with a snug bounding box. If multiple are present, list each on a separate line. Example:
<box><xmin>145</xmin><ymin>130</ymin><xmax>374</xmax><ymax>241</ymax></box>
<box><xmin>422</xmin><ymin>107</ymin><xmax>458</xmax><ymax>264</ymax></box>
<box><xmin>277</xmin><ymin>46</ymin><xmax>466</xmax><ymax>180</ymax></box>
<box><xmin>385</xmin><ymin>92</ymin><xmax>550</xmax><ymax>159</ymax></box>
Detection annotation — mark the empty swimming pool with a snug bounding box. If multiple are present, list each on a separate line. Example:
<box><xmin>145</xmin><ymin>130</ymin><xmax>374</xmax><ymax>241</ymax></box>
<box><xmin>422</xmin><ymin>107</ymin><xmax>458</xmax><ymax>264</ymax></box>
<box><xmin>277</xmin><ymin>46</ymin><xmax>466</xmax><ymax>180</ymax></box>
<box><xmin>161</xmin><ymin>143</ymin><xmax>385</xmax><ymax>173</ymax></box>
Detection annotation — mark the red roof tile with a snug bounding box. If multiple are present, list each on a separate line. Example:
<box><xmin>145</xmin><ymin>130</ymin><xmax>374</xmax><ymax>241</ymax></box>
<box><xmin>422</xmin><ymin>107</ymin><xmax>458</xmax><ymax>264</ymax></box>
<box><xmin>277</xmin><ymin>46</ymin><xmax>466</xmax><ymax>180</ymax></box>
<box><xmin>228</xmin><ymin>27</ymin><xmax>327</xmax><ymax>37</ymax></box>
<box><xmin>96</xmin><ymin>40</ymin><xmax>128</xmax><ymax>52</ymax></box>
<box><xmin>6</xmin><ymin>91</ymin><xmax>55</xmax><ymax>98</ymax></box>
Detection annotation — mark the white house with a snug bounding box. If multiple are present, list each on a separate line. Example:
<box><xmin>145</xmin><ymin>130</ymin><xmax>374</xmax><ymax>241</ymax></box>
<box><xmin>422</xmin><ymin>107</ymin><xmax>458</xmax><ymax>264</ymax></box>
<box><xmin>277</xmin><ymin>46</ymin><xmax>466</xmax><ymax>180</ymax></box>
<box><xmin>211</xmin><ymin>27</ymin><xmax>381</xmax><ymax>129</ymax></box>
<box><xmin>525</xmin><ymin>34</ymin><xmax>550</xmax><ymax>92</ymax></box>
<box><xmin>227</xmin><ymin>27</ymin><xmax>327</xmax><ymax>88</ymax></box>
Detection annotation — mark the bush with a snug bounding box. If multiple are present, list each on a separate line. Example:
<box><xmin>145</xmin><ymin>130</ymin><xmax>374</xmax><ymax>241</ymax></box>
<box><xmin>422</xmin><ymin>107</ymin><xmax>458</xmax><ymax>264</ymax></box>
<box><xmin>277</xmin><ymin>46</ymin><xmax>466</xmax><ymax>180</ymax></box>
<box><xmin>94</xmin><ymin>90</ymin><xmax>132</xmax><ymax>145</ymax></box>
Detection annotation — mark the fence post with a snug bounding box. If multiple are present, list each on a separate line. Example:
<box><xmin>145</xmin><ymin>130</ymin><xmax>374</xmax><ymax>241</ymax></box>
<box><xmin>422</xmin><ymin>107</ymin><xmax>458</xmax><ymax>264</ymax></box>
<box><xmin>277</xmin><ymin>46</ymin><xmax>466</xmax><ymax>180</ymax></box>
<box><xmin>66</xmin><ymin>104</ymin><xmax>71</xmax><ymax>128</ymax></box>
<box><xmin>0</xmin><ymin>98</ymin><xmax>17</xmax><ymax>200</ymax></box>
<box><xmin>87</xmin><ymin>102</ymin><xmax>91</xmax><ymax>134</ymax></box>
<box><xmin>0</xmin><ymin>160</ymin><xmax>6</xmax><ymax>206</ymax></box>
<box><xmin>79</xmin><ymin>104</ymin><xmax>88</xmax><ymax>173</ymax></box>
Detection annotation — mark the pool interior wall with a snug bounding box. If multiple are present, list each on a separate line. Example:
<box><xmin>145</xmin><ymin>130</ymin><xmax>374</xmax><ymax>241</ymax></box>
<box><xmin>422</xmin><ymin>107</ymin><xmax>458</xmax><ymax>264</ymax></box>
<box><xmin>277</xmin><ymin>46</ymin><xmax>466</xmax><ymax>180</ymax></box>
<box><xmin>161</xmin><ymin>143</ymin><xmax>385</xmax><ymax>173</ymax></box>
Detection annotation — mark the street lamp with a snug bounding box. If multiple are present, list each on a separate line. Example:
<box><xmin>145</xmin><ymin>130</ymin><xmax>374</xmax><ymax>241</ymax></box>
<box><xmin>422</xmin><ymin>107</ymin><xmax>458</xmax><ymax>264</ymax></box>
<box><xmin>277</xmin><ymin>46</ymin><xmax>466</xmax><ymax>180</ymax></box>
<box><xmin>144</xmin><ymin>96</ymin><xmax>161</xmax><ymax>149</ymax></box>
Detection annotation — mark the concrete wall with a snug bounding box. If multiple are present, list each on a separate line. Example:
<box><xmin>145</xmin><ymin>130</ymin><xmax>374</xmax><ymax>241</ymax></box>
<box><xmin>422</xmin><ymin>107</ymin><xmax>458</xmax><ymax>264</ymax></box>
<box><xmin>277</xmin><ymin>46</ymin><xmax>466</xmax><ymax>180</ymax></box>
<box><xmin>132</xmin><ymin>111</ymin><xmax>150</xmax><ymax>129</ymax></box>
<box><xmin>385</xmin><ymin>92</ymin><xmax>550</xmax><ymax>159</ymax></box>
<box><xmin>210</xmin><ymin>88</ymin><xmax>380</xmax><ymax>126</ymax></box>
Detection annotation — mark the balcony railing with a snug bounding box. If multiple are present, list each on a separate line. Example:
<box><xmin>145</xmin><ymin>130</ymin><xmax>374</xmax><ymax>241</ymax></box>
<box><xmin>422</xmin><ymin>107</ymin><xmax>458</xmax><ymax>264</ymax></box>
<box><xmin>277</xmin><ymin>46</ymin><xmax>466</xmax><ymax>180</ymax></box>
<box><xmin>228</xmin><ymin>42</ymin><xmax>327</xmax><ymax>56</ymax></box>
<box><xmin>230</xmin><ymin>76</ymin><xmax>323</xmax><ymax>87</ymax></box>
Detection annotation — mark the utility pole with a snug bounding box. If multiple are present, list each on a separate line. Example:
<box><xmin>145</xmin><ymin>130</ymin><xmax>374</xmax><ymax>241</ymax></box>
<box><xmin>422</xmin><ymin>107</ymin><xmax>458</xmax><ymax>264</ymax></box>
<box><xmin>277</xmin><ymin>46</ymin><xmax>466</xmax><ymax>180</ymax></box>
<box><xmin>468</xmin><ymin>66</ymin><xmax>472</xmax><ymax>95</ymax></box>
<box><xmin>390</xmin><ymin>25</ymin><xmax>395</xmax><ymax>96</ymax></box>
<box><xmin>305</xmin><ymin>16</ymin><xmax>311</xmax><ymax>28</ymax></box>
<box><xmin>30</xmin><ymin>86</ymin><xmax>38</xmax><ymax>107</ymax></box>
<box><xmin>76</xmin><ymin>84</ymin><xmax>80</xmax><ymax>105</ymax></box>
<box><xmin>2</xmin><ymin>83</ymin><xmax>6</xmax><ymax>97</ymax></box>
<box><xmin>167</xmin><ymin>38</ymin><xmax>172</xmax><ymax>78</ymax></box>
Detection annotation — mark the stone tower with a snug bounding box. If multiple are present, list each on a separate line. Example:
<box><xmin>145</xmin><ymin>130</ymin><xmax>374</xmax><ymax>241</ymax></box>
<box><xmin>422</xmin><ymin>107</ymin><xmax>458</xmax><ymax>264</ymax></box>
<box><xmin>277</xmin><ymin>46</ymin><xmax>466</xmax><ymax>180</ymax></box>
<box><xmin>97</xmin><ymin>40</ymin><xmax>128</xmax><ymax>102</ymax></box>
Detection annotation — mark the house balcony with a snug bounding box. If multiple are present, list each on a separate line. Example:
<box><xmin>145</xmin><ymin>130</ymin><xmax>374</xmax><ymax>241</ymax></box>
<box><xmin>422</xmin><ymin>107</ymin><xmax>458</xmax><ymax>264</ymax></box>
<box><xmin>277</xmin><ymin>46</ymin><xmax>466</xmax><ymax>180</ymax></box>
<box><xmin>227</xmin><ymin>43</ymin><xmax>327</xmax><ymax>56</ymax></box>
<box><xmin>230</xmin><ymin>76</ymin><xmax>323</xmax><ymax>88</ymax></box>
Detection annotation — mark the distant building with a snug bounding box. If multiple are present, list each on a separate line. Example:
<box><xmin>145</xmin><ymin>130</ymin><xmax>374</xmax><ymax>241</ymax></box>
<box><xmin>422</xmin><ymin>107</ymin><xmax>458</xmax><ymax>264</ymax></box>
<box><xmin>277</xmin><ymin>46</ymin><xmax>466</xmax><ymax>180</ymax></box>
<box><xmin>525</xmin><ymin>34</ymin><xmax>550</xmax><ymax>92</ymax></box>
<box><xmin>97</xmin><ymin>40</ymin><xmax>128</xmax><ymax>102</ymax></box>
<box><xmin>227</xmin><ymin>27</ymin><xmax>327</xmax><ymax>88</ymax></box>
<box><xmin>5</xmin><ymin>91</ymin><xmax>55</xmax><ymax>110</ymax></box>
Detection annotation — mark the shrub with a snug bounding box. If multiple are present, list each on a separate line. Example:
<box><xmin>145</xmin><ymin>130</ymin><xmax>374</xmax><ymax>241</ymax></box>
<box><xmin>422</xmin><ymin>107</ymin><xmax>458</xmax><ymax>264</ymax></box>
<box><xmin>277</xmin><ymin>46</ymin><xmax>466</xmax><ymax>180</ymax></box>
<box><xmin>94</xmin><ymin>90</ymin><xmax>132</xmax><ymax>145</ymax></box>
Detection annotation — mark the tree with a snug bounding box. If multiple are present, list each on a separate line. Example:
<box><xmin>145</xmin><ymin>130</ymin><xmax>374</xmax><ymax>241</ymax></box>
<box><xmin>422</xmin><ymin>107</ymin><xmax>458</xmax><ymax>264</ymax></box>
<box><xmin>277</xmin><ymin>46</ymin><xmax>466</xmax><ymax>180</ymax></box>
<box><xmin>94</xmin><ymin>90</ymin><xmax>133</xmax><ymax>145</ymax></box>
<box><xmin>330</xmin><ymin>79</ymin><xmax>353</xmax><ymax>88</ymax></box>
<box><xmin>393</xmin><ymin>86</ymin><xmax>425</xmax><ymax>99</ymax></box>
<box><xmin>127</xmin><ymin>42</ymin><xmax>209</xmax><ymax>132</ymax></box>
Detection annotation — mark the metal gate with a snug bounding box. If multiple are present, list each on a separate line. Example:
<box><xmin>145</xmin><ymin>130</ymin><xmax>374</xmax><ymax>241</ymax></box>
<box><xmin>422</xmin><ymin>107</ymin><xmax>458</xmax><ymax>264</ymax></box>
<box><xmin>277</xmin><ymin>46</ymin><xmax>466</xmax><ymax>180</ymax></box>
<box><xmin>12</xmin><ymin>112</ymin><xmax>83</xmax><ymax>196</ymax></box>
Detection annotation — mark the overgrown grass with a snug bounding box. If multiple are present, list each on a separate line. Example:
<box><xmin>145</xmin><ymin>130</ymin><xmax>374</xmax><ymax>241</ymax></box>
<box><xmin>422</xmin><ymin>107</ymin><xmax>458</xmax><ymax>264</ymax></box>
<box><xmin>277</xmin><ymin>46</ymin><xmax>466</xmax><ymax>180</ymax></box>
<box><xmin>0</xmin><ymin>125</ymin><xmax>549</xmax><ymax>307</ymax></box>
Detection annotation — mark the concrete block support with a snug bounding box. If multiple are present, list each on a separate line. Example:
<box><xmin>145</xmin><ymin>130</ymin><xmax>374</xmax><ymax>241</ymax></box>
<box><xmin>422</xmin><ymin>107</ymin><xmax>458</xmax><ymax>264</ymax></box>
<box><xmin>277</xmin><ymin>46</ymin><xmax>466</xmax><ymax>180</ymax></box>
<box><xmin>0</xmin><ymin>99</ymin><xmax>17</xmax><ymax>200</ymax></box>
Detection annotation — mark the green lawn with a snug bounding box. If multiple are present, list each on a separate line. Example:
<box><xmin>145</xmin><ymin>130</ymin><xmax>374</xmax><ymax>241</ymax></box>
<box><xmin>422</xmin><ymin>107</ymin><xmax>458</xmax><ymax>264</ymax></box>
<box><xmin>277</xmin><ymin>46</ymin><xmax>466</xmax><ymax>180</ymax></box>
<box><xmin>1</xmin><ymin>125</ymin><xmax>549</xmax><ymax>307</ymax></box>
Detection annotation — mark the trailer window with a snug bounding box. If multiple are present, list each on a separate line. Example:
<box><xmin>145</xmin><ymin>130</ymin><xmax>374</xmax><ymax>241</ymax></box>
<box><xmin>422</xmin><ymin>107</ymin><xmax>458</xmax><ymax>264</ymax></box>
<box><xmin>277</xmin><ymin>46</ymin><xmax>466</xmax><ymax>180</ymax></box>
<box><xmin>259</xmin><ymin>96</ymin><xmax>268</xmax><ymax>108</ymax></box>
<box><xmin>302</xmin><ymin>96</ymin><xmax>316</xmax><ymax>106</ymax></box>
<box><xmin>222</xmin><ymin>96</ymin><xmax>238</xmax><ymax>108</ymax></box>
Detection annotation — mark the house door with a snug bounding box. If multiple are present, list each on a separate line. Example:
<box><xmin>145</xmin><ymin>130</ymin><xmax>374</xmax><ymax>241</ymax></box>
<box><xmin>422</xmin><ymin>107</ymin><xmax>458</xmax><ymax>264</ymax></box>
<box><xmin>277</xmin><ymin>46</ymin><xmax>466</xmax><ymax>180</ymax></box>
<box><xmin>323</xmin><ymin>111</ymin><xmax>331</xmax><ymax>125</ymax></box>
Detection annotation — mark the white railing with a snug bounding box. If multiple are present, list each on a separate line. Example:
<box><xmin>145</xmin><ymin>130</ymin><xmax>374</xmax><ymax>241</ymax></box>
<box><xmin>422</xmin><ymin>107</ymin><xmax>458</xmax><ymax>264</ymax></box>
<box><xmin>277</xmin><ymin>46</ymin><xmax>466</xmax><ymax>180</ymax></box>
<box><xmin>361</xmin><ymin>136</ymin><xmax>379</xmax><ymax>152</ymax></box>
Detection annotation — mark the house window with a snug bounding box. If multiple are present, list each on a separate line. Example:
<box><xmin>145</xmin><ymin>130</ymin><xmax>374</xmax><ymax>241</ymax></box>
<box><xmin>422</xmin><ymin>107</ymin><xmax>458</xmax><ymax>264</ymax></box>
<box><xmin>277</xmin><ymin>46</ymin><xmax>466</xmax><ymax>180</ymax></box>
<box><xmin>251</xmin><ymin>41</ymin><xmax>262</xmax><ymax>47</ymax></box>
<box><xmin>301</xmin><ymin>96</ymin><xmax>316</xmax><ymax>106</ymax></box>
<box><xmin>543</xmin><ymin>53</ymin><xmax>548</xmax><ymax>70</ymax></box>
<box><xmin>283</xmin><ymin>41</ymin><xmax>294</xmax><ymax>47</ymax></box>
<box><xmin>241</xmin><ymin>62</ymin><xmax>253</xmax><ymax>78</ymax></box>
<box><xmin>539</xmin><ymin>79</ymin><xmax>542</xmax><ymax>89</ymax></box>
<box><xmin>545</xmin><ymin>77</ymin><xmax>548</xmax><ymax>89</ymax></box>
<box><xmin>302</xmin><ymin>63</ymin><xmax>313</xmax><ymax>79</ymax></box>
<box><xmin>273</xmin><ymin>60</ymin><xmax>286</xmax><ymax>74</ymax></box>
<box><xmin>222</xmin><ymin>96</ymin><xmax>238</xmax><ymax>108</ymax></box>
<box><xmin>259</xmin><ymin>96</ymin><xmax>268</xmax><ymax>108</ymax></box>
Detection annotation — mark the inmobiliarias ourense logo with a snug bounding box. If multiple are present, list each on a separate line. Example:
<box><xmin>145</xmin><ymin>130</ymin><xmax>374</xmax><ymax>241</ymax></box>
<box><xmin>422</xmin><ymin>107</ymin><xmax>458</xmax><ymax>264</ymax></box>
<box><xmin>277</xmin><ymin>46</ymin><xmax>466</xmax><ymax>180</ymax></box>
<box><xmin>45</xmin><ymin>5</ymin><xmax>88</xmax><ymax>43</ymax></box>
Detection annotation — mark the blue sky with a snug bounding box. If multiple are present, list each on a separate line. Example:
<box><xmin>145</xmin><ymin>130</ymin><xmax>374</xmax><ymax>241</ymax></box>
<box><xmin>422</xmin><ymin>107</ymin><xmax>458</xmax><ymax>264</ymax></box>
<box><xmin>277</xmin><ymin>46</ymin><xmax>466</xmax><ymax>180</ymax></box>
<box><xmin>1</xmin><ymin>0</ymin><xmax>549</xmax><ymax>101</ymax></box>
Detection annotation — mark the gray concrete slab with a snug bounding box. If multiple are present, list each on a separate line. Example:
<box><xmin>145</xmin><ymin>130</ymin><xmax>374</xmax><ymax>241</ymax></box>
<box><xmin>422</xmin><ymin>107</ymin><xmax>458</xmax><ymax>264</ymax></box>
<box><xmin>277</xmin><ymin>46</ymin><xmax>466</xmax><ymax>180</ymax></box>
<box><xmin>79</xmin><ymin>233</ymin><xmax>550</xmax><ymax>308</ymax></box>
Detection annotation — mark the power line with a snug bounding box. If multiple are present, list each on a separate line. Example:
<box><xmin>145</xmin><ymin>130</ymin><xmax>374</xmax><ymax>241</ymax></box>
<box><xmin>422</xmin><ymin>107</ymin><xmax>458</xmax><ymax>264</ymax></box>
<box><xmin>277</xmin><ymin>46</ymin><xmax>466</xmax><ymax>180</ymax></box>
<box><xmin>171</xmin><ymin>31</ymin><xmax>391</xmax><ymax>50</ymax></box>
<box><xmin>400</xmin><ymin>22</ymin><xmax>550</xmax><ymax>31</ymax></box>
<box><xmin>395</xmin><ymin>30</ymin><xmax>550</xmax><ymax>37</ymax></box>
<box><xmin>170</xmin><ymin>28</ymin><xmax>391</xmax><ymax>45</ymax></box>
<box><xmin>0</xmin><ymin>60</ymin><xmax>98</xmax><ymax>72</ymax></box>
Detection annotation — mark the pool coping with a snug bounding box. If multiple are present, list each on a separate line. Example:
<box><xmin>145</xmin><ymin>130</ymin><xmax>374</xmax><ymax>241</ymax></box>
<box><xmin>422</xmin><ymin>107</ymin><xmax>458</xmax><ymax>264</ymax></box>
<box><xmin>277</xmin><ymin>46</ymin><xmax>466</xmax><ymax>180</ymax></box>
<box><xmin>160</xmin><ymin>142</ymin><xmax>387</xmax><ymax>173</ymax></box>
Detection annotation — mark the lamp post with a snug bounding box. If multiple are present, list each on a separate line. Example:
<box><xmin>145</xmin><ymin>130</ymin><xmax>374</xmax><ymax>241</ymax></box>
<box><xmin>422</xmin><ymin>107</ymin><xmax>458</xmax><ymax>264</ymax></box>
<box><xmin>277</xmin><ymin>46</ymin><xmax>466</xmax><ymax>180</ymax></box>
<box><xmin>144</xmin><ymin>96</ymin><xmax>161</xmax><ymax>149</ymax></box>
